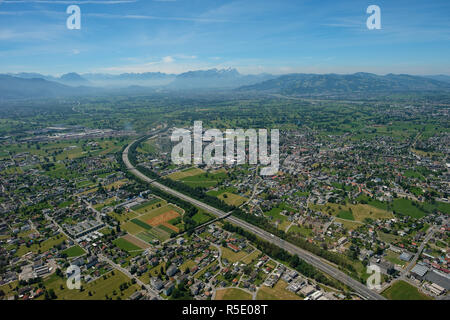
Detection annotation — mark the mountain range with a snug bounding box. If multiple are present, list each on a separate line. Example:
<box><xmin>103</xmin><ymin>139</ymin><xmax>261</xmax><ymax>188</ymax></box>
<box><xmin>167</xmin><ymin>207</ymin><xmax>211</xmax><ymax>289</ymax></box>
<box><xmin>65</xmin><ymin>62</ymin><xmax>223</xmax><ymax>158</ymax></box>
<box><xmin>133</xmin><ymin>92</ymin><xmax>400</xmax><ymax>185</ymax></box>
<box><xmin>1</xmin><ymin>69</ymin><xmax>450</xmax><ymax>100</ymax></box>
<box><xmin>238</xmin><ymin>72</ymin><xmax>450</xmax><ymax>96</ymax></box>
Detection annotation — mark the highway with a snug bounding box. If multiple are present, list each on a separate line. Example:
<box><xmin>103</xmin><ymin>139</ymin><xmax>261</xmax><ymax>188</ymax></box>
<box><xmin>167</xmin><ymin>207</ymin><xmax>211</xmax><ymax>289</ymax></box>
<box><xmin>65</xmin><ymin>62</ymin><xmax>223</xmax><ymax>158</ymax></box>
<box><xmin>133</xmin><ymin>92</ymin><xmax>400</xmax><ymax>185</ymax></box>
<box><xmin>123</xmin><ymin>139</ymin><xmax>386</xmax><ymax>300</ymax></box>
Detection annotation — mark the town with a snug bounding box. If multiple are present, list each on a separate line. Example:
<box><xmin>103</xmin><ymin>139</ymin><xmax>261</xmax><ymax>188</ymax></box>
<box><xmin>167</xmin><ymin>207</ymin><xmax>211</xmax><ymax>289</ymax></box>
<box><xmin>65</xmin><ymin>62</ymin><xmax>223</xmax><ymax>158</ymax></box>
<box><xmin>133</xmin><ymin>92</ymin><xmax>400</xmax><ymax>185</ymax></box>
<box><xmin>0</xmin><ymin>97</ymin><xmax>448</xmax><ymax>301</ymax></box>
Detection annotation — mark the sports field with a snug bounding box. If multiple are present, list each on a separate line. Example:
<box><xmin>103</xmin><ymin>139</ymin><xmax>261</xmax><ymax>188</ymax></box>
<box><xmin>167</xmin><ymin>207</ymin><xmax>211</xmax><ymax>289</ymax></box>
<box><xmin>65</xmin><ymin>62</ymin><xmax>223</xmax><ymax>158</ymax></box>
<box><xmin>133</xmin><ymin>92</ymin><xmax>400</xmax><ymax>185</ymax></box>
<box><xmin>382</xmin><ymin>280</ymin><xmax>432</xmax><ymax>300</ymax></box>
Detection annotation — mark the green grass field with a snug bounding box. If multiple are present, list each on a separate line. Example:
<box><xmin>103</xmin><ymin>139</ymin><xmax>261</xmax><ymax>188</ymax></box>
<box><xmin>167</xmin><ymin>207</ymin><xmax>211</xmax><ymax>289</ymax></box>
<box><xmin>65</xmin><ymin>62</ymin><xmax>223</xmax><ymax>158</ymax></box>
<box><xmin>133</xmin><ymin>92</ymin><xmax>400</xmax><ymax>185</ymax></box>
<box><xmin>218</xmin><ymin>192</ymin><xmax>247</xmax><ymax>207</ymax></box>
<box><xmin>192</xmin><ymin>211</ymin><xmax>214</xmax><ymax>224</ymax></box>
<box><xmin>392</xmin><ymin>198</ymin><xmax>426</xmax><ymax>219</ymax></box>
<box><xmin>135</xmin><ymin>231</ymin><xmax>157</xmax><ymax>243</ymax></box>
<box><xmin>113</xmin><ymin>238</ymin><xmax>141</xmax><ymax>252</ymax></box>
<box><xmin>131</xmin><ymin>198</ymin><xmax>166</xmax><ymax>213</ymax></box>
<box><xmin>221</xmin><ymin>247</ymin><xmax>248</xmax><ymax>263</ymax></box>
<box><xmin>136</xmin><ymin>204</ymin><xmax>183</xmax><ymax>222</ymax></box>
<box><xmin>62</xmin><ymin>245</ymin><xmax>85</xmax><ymax>258</ymax></box>
<box><xmin>382</xmin><ymin>280</ymin><xmax>431</xmax><ymax>300</ymax></box>
<box><xmin>130</xmin><ymin>218</ymin><xmax>152</xmax><ymax>230</ymax></box>
<box><xmin>15</xmin><ymin>235</ymin><xmax>67</xmax><ymax>257</ymax></box>
<box><xmin>337</xmin><ymin>210</ymin><xmax>354</xmax><ymax>220</ymax></box>
<box><xmin>166</xmin><ymin>167</ymin><xmax>205</xmax><ymax>180</ymax></box>
<box><xmin>40</xmin><ymin>270</ymin><xmax>140</xmax><ymax>300</ymax></box>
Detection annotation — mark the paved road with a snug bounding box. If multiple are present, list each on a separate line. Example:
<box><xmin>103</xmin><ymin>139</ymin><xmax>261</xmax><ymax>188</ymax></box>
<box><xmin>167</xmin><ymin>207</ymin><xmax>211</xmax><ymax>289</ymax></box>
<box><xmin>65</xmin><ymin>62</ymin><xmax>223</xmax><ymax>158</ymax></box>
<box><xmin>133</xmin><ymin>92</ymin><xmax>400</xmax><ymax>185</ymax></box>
<box><xmin>98</xmin><ymin>254</ymin><xmax>161</xmax><ymax>300</ymax></box>
<box><xmin>123</xmin><ymin>139</ymin><xmax>386</xmax><ymax>300</ymax></box>
<box><xmin>402</xmin><ymin>226</ymin><xmax>436</xmax><ymax>278</ymax></box>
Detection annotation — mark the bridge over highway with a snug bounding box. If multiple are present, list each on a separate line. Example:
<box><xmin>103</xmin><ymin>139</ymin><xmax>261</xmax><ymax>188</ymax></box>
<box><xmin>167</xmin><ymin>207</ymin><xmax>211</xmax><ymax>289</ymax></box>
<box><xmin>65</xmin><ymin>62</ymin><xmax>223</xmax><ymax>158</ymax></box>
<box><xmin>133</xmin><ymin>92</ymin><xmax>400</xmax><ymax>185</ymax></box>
<box><xmin>122</xmin><ymin>138</ymin><xmax>386</xmax><ymax>300</ymax></box>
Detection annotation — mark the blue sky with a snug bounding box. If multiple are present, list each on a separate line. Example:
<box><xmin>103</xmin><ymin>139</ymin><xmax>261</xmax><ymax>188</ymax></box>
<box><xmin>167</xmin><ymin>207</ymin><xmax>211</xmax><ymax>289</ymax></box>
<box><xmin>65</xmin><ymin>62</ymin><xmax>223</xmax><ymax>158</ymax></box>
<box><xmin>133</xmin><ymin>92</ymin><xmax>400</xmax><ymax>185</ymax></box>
<box><xmin>0</xmin><ymin>0</ymin><xmax>449</xmax><ymax>75</ymax></box>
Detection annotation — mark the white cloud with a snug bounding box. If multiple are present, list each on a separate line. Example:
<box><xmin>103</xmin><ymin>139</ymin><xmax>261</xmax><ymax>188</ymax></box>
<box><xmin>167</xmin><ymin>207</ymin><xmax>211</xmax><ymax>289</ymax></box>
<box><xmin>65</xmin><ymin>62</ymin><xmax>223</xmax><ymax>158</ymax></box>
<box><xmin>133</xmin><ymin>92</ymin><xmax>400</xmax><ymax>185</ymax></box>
<box><xmin>162</xmin><ymin>56</ymin><xmax>174</xmax><ymax>63</ymax></box>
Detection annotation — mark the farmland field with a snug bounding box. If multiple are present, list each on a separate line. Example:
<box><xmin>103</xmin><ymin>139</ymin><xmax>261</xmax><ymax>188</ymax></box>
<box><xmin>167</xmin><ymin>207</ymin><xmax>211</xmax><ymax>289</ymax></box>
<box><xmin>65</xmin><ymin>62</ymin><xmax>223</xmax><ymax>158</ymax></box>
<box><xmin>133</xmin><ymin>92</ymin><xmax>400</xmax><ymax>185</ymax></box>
<box><xmin>310</xmin><ymin>203</ymin><xmax>393</xmax><ymax>222</ymax></box>
<box><xmin>113</xmin><ymin>237</ymin><xmax>144</xmax><ymax>252</ymax></box>
<box><xmin>131</xmin><ymin>198</ymin><xmax>167</xmax><ymax>214</ymax></box>
<box><xmin>214</xmin><ymin>288</ymin><xmax>252</xmax><ymax>300</ymax></box>
<box><xmin>382</xmin><ymin>280</ymin><xmax>431</xmax><ymax>300</ymax></box>
<box><xmin>122</xmin><ymin>234</ymin><xmax>151</xmax><ymax>249</ymax></box>
<box><xmin>218</xmin><ymin>192</ymin><xmax>247</xmax><ymax>207</ymax></box>
<box><xmin>39</xmin><ymin>270</ymin><xmax>140</xmax><ymax>300</ymax></box>
<box><xmin>136</xmin><ymin>231</ymin><xmax>157</xmax><ymax>243</ymax></box>
<box><xmin>137</xmin><ymin>204</ymin><xmax>184</xmax><ymax>221</ymax></box>
<box><xmin>392</xmin><ymin>198</ymin><xmax>427</xmax><ymax>219</ymax></box>
<box><xmin>166</xmin><ymin>167</ymin><xmax>205</xmax><ymax>180</ymax></box>
<box><xmin>221</xmin><ymin>247</ymin><xmax>248</xmax><ymax>263</ymax></box>
<box><xmin>15</xmin><ymin>234</ymin><xmax>67</xmax><ymax>257</ymax></box>
<box><xmin>62</xmin><ymin>245</ymin><xmax>86</xmax><ymax>258</ymax></box>
<box><xmin>122</xmin><ymin>220</ymin><xmax>147</xmax><ymax>235</ymax></box>
<box><xmin>130</xmin><ymin>218</ymin><xmax>152</xmax><ymax>230</ymax></box>
<box><xmin>337</xmin><ymin>210</ymin><xmax>354</xmax><ymax>220</ymax></box>
<box><xmin>146</xmin><ymin>210</ymin><xmax>180</xmax><ymax>226</ymax></box>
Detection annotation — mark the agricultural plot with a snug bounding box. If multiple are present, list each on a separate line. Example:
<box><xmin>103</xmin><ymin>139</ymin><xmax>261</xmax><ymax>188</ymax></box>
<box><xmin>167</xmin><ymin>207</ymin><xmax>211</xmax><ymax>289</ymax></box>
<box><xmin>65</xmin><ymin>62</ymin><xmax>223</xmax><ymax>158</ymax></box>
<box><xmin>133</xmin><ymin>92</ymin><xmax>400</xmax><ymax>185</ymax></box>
<box><xmin>39</xmin><ymin>270</ymin><xmax>140</xmax><ymax>300</ymax></box>
<box><xmin>166</xmin><ymin>167</ymin><xmax>205</xmax><ymax>180</ymax></box>
<box><xmin>113</xmin><ymin>237</ymin><xmax>144</xmax><ymax>252</ymax></box>
<box><xmin>62</xmin><ymin>245</ymin><xmax>85</xmax><ymax>258</ymax></box>
<box><xmin>256</xmin><ymin>280</ymin><xmax>302</xmax><ymax>300</ymax></box>
<box><xmin>206</xmin><ymin>186</ymin><xmax>238</xmax><ymax>197</ymax></box>
<box><xmin>192</xmin><ymin>211</ymin><xmax>214</xmax><ymax>224</ymax></box>
<box><xmin>137</xmin><ymin>204</ymin><xmax>183</xmax><ymax>221</ymax></box>
<box><xmin>131</xmin><ymin>198</ymin><xmax>165</xmax><ymax>212</ymax></box>
<box><xmin>122</xmin><ymin>220</ymin><xmax>147</xmax><ymax>235</ymax></box>
<box><xmin>241</xmin><ymin>249</ymin><xmax>261</xmax><ymax>265</ymax></box>
<box><xmin>146</xmin><ymin>210</ymin><xmax>180</xmax><ymax>227</ymax></box>
<box><xmin>135</xmin><ymin>231</ymin><xmax>157</xmax><ymax>243</ymax></box>
<box><xmin>122</xmin><ymin>234</ymin><xmax>150</xmax><ymax>249</ymax></box>
<box><xmin>221</xmin><ymin>247</ymin><xmax>248</xmax><ymax>263</ymax></box>
<box><xmin>174</xmin><ymin>169</ymin><xmax>227</xmax><ymax>188</ymax></box>
<box><xmin>392</xmin><ymin>198</ymin><xmax>427</xmax><ymax>219</ymax></box>
<box><xmin>334</xmin><ymin>218</ymin><xmax>363</xmax><ymax>230</ymax></box>
<box><xmin>218</xmin><ymin>192</ymin><xmax>247</xmax><ymax>207</ymax></box>
<box><xmin>382</xmin><ymin>280</ymin><xmax>431</xmax><ymax>300</ymax></box>
<box><xmin>215</xmin><ymin>288</ymin><xmax>252</xmax><ymax>300</ymax></box>
<box><xmin>287</xmin><ymin>224</ymin><xmax>314</xmax><ymax>237</ymax></box>
<box><xmin>15</xmin><ymin>235</ymin><xmax>67</xmax><ymax>257</ymax></box>
<box><xmin>146</xmin><ymin>227</ymin><xmax>171</xmax><ymax>242</ymax></box>
<box><xmin>310</xmin><ymin>202</ymin><xmax>393</xmax><ymax>222</ymax></box>
<box><xmin>337</xmin><ymin>210</ymin><xmax>354</xmax><ymax>220</ymax></box>
<box><xmin>105</xmin><ymin>179</ymin><xmax>129</xmax><ymax>191</ymax></box>
<box><xmin>123</xmin><ymin>204</ymin><xmax>183</xmax><ymax>242</ymax></box>
<box><xmin>130</xmin><ymin>219</ymin><xmax>152</xmax><ymax>230</ymax></box>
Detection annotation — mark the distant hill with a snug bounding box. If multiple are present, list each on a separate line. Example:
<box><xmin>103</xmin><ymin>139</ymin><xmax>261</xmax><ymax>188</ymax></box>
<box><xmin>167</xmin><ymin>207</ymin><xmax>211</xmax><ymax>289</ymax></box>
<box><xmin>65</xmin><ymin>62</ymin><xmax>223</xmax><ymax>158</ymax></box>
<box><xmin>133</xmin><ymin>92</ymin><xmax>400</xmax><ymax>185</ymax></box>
<box><xmin>168</xmin><ymin>68</ymin><xmax>275</xmax><ymax>89</ymax></box>
<box><xmin>423</xmin><ymin>75</ymin><xmax>450</xmax><ymax>83</ymax></box>
<box><xmin>0</xmin><ymin>75</ymin><xmax>96</xmax><ymax>100</ymax></box>
<box><xmin>7</xmin><ymin>68</ymin><xmax>274</xmax><ymax>89</ymax></box>
<box><xmin>237</xmin><ymin>72</ymin><xmax>450</xmax><ymax>96</ymax></box>
<box><xmin>59</xmin><ymin>72</ymin><xmax>90</xmax><ymax>86</ymax></box>
<box><xmin>82</xmin><ymin>72</ymin><xmax>175</xmax><ymax>87</ymax></box>
<box><xmin>3</xmin><ymin>70</ymin><xmax>450</xmax><ymax>100</ymax></box>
